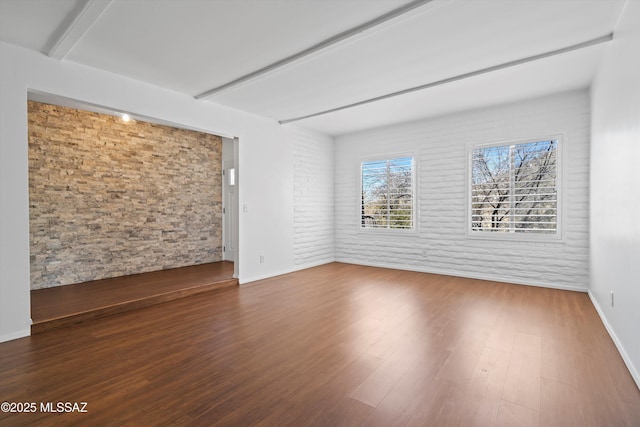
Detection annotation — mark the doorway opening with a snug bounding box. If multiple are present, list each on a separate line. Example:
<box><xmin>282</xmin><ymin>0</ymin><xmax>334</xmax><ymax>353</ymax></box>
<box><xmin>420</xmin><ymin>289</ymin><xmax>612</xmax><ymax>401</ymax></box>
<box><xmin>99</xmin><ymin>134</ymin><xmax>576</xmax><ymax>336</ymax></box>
<box><xmin>222</xmin><ymin>136</ymin><xmax>239</xmax><ymax>279</ymax></box>
<box><xmin>27</xmin><ymin>91</ymin><xmax>240</xmax><ymax>331</ymax></box>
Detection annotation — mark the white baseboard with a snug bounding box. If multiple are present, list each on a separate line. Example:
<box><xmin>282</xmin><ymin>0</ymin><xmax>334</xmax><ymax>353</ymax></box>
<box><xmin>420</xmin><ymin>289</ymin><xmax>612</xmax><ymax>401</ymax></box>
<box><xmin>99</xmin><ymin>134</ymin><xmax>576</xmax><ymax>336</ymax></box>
<box><xmin>335</xmin><ymin>258</ymin><xmax>588</xmax><ymax>292</ymax></box>
<box><xmin>239</xmin><ymin>258</ymin><xmax>587</xmax><ymax>292</ymax></box>
<box><xmin>0</xmin><ymin>328</ymin><xmax>30</xmax><ymax>344</ymax></box>
<box><xmin>240</xmin><ymin>258</ymin><xmax>588</xmax><ymax>292</ymax></box>
<box><xmin>233</xmin><ymin>259</ymin><xmax>640</xmax><ymax>390</ymax></box>
<box><xmin>239</xmin><ymin>259</ymin><xmax>334</xmax><ymax>285</ymax></box>
<box><xmin>588</xmin><ymin>291</ymin><xmax>640</xmax><ymax>390</ymax></box>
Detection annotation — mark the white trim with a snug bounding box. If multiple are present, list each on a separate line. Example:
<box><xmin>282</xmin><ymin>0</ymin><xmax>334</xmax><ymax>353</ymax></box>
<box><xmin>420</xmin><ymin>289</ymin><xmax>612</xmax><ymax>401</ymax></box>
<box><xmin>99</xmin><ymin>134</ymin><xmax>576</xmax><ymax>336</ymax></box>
<box><xmin>239</xmin><ymin>259</ymin><xmax>334</xmax><ymax>285</ymax></box>
<box><xmin>466</xmin><ymin>134</ymin><xmax>564</xmax><ymax>242</ymax></box>
<box><xmin>356</xmin><ymin>227</ymin><xmax>420</xmax><ymax>237</ymax></box>
<box><xmin>293</xmin><ymin>258</ymin><xmax>336</xmax><ymax>271</ymax></box>
<box><xmin>359</xmin><ymin>153</ymin><xmax>417</xmax><ymax>233</ymax></box>
<box><xmin>588</xmin><ymin>291</ymin><xmax>640</xmax><ymax>390</ymax></box>
<box><xmin>238</xmin><ymin>261</ymin><xmax>640</xmax><ymax>392</ymax></box>
<box><xmin>222</xmin><ymin>158</ymin><xmax>236</xmax><ymax>263</ymax></box>
<box><xmin>0</xmin><ymin>328</ymin><xmax>31</xmax><ymax>343</ymax></box>
<box><xmin>27</xmin><ymin>90</ymin><xmax>238</xmax><ymax>139</ymax></box>
<box><xmin>232</xmin><ymin>137</ymin><xmax>240</xmax><ymax>279</ymax></box>
<box><xmin>335</xmin><ymin>258</ymin><xmax>588</xmax><ymax>292</ymax></box>
<box><xmin>239</xmin><ymin>258</ymin><xmax>588</xmax><ymax>292</ymax></box>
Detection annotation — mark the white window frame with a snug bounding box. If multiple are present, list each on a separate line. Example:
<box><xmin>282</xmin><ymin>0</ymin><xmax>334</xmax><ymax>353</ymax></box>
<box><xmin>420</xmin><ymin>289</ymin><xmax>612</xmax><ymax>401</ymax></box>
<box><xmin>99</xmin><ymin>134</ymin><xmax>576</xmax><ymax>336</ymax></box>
<box><xmin>466</xmin><ymin>135</ymin><xmax>564</xmax><ymax>241</ymax></box>
<box><xmin>359</xmin><ymin>154</ymin><xmax>417</xmax><ymax>234</ymax></box>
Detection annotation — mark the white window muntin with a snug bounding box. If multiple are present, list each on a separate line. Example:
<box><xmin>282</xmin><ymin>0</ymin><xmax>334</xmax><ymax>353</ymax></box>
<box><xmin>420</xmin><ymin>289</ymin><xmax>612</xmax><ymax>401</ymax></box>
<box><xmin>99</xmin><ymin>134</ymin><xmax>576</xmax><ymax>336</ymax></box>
<box><xmin>467</xmin><ymin>135</ymin><xmax>563</xmax><ymax>241</ymax></box>
<box><xmin>360</xmin><ymin>154</ymin><xmax>416</xmax><ymax>232</ymax></box>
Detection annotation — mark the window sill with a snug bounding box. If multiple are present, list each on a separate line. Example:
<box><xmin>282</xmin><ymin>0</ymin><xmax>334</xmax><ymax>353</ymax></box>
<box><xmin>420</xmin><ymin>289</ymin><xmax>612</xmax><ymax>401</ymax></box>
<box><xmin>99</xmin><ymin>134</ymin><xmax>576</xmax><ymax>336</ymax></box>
<box><xmin>359</xmin><ymin>227</ymin><xmax>418</xmax><ymax>237</ymax></box>
<box><xmin>466</xmin><ymin>231</ymin><xmax>565</xmax><ymax>244</ymax></box>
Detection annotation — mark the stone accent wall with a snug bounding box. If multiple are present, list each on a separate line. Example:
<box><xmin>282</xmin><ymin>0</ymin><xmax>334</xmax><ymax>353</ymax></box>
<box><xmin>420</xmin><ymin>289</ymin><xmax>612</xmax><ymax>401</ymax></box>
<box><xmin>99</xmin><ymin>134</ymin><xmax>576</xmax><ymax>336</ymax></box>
<box><xmin>28</xmin><ymin>101</ymin><xmax>222</xmax><ymax>289</ymax></box>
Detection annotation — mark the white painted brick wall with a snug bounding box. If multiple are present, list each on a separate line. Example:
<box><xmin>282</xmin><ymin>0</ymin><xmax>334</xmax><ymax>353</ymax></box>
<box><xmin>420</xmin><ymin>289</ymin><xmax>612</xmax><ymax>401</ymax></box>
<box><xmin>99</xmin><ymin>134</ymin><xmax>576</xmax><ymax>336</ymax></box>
<box><xmin>334</xmin><ymin>90</ymin><xmax>590</xmax><ymax>291</ymax></box>
<box><xmin>291</xmin><ymin>126</ymin><xmax>335</xmax><ymax>267</ymax></box>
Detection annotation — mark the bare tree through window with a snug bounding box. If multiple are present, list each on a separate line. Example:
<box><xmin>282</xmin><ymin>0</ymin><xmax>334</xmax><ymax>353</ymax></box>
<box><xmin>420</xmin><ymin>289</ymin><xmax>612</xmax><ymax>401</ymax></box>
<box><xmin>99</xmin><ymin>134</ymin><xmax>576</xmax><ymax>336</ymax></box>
<box><xmin>471</xmin><ymin>140</ymin><xmax>558</xmax><ymax>233</ymax></box>
<box><xmin>361</xmin><ymin>157</ymin><xmax>413</xmax><ymax>229</ymax></box>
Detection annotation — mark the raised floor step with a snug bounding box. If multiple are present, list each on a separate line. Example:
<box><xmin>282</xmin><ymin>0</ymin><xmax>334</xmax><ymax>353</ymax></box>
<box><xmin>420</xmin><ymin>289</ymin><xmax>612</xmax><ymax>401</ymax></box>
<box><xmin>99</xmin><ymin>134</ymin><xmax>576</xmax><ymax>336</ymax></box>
<box><xmin>31</xmin><ymin>262</ymin><xmax>237</xmax><ymax>333</ymax></box>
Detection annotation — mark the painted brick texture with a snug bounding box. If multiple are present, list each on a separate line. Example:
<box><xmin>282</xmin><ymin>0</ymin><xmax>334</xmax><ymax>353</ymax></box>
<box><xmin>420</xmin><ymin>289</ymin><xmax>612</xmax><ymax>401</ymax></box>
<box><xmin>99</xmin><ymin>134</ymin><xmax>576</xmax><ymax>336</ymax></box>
<box><xmin>292</xmin><ymin>126</ymin><xmax>335</xmax><ymax>267</ymax></box>
<box><xmin>334</xmin><ymin>90</ymin><xmax>590</xmax><ymax>291</ymax></box>
<box><xmin>28</xmin><ymin>101</ymin><xmax>222</xmax><ymax>289</ymax></box>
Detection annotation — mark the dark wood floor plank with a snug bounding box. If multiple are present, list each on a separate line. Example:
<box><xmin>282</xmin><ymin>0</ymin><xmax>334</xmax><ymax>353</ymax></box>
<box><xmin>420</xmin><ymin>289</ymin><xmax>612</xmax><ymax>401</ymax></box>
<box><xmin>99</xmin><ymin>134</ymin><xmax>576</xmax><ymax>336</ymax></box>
<box><xmin>30</xmin><ymin>261</ymin><xmax>236</xmax><ymax>332</ymax></box>
<box><xmin>1</xmin><ymin>262</ymin><xmax>638</xmax><ymax>426</ymax></box>
<box><xmin>363</xmin><ymin>351</ymin><xmax>446</xmax><ymax>426</ymax></box>
<box><xmin>31</xmin><ymin>261</ymin><xmax>235</xmax><ymax>319</ymax></box>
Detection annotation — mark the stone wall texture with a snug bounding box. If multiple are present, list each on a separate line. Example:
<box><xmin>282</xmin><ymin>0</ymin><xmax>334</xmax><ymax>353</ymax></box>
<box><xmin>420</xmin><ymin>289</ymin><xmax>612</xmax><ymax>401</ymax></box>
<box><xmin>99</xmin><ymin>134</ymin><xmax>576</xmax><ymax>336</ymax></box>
<box><xmin>28</xmin><ymin>101</ymin><xmax>222</xmax><ymax>289</ymax></box>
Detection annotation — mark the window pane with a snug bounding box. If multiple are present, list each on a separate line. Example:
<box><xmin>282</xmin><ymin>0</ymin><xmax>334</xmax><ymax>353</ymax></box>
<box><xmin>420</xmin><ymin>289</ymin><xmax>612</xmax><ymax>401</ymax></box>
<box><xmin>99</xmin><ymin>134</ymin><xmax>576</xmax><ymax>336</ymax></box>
<box><xmin>228</xmin><ymin>168</ymin><xmax>235</xmax><ymax>186</ymax></box>
<box><xmin>361</xmin><ymin>157</ymin><xmax>414</xmax><ymax>230</ymax></box>
<box><xmin>471</xmin><ymin>140</ymin><xmax>557</xmax><ymax>234</ymax></box>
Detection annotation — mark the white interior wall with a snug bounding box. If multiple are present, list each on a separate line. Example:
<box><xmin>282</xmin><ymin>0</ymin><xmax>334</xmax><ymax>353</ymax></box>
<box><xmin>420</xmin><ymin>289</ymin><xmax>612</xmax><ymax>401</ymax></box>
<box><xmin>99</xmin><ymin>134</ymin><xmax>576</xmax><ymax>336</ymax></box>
<box><xmin>590</xmin><ymin>0</ymin><xmax>640</xmax><ymax>387</ymax></box>
<box><xmin>0</xmin><ymin>5</ymin><xmax>637</xmax><ymax>393</ymax></box>
<box><xmin>335</xmin><ymin>90</ymin><xmax>590</xmax><ymax>291</ymax></box>
<box><xmin>291</xmin><ymin>125</ymin><xmax>335</xmax><ymax>269</ymax></box>
<box><xmin>0</xmin><ymin>41</ymin><xmax>328</xmax><ymax>342</ymax></box>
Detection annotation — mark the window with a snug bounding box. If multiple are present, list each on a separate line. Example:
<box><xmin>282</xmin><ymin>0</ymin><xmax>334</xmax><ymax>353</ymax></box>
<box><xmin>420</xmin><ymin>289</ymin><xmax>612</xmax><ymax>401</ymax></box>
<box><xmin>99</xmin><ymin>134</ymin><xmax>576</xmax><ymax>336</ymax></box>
<box><xmin>470</xmin><ymin>138</ymin><xmax>559</xmax><ymax>236</ymax></box>
<box><xmin>361</xmin><ymin>156</ymin><xmax>414</xmax><ymax>230</ymax></box>
<box><xmin>228</xmin><ymin>168</ymin><xmax>235</xmax><ymax>186</ymax></box>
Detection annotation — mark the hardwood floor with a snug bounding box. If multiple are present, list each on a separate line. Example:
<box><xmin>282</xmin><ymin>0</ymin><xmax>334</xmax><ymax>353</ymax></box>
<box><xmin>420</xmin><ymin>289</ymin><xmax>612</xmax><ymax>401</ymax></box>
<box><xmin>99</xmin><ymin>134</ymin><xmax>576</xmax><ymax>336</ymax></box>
<box><xmin>31</xmin><ymin>261</ymin><xmax>236</xmax><ymax>333</ymax></box>
<box><xmin>2</xmin><ymin>263</ymin><xmax>639</xmax><ymax>426</ymax></box>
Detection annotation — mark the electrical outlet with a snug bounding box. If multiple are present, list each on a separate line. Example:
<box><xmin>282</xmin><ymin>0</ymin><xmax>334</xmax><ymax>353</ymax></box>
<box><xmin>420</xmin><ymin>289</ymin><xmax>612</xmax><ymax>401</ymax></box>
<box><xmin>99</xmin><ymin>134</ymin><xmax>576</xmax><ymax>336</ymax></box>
<box><xmin>259</xmin><ymin>255</ymin><xmax>264</xmax><ymax>264</ymax></box>
<box><xmin>610</xmin><ymin>291</ymin><xmax>615</xmax><ymax>307</ymax></box>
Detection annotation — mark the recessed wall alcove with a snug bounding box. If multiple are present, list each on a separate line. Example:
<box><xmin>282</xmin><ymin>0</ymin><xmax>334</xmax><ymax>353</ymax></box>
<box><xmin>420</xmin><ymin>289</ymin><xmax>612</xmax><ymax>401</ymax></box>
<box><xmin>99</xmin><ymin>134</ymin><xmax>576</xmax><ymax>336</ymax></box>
<box><xmin>27</xmin><ymin>99</ymin><xmax>237</xmax><ymax>331</ymax></box>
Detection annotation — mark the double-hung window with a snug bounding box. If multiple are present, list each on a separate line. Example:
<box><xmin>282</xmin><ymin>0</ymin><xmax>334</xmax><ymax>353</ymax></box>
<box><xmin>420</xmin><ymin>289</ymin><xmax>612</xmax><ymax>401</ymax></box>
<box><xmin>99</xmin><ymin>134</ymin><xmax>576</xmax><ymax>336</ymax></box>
<box><xmin>470</xmin><ymin>137</ymin><xmax>560</xmax><ymax>237</ymax></box>
<box><xmin>361</xmin><ymin>156</ymin><xmax>414</xmax><ymax>230</ymax></box>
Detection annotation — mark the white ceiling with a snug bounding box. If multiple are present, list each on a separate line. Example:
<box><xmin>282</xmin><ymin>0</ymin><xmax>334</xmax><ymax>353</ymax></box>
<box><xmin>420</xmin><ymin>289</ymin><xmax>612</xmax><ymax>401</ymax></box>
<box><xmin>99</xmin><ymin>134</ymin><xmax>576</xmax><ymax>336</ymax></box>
<box><xmin>0</xmin><ymin>0</ymin><xmax>627</xmax><ymax>136</ymax></box>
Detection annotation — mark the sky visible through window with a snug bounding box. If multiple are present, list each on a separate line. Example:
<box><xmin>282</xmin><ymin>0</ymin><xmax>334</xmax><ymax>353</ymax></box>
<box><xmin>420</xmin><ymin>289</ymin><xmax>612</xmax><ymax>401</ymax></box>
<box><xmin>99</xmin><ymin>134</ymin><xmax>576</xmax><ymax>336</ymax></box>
<box><xmin>361</xmin><ymin>157</ymin><xmax>413</xmax><ymax>229</ymax></box>
<box><xmin>471</xmin><ymin>139</ymin><xmax>558</xmax><ymax>234</ymax></box>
